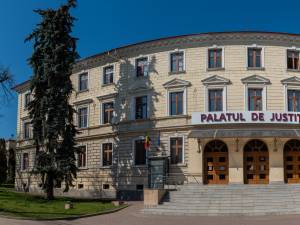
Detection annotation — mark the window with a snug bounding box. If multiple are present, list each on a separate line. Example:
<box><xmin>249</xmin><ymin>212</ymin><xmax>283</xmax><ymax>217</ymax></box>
<box><xmin>136</xmin><ymin>57</ymin><xmax>149</xmax><ymax>77</ymax></box>
<box><xmin>102</xmin><ymin>102</ymin><xmax>114</xmax><ymax>124</ymax></box>
<box><xmin>135</xmin><ymin>96</ymin><xmax>148</xmax><ymax>119</ymax></box>
<box><xmin>78</xmin><ymin>107</ymin><xmax>88</xmax><ymax>128</ymax></box>
<box><xmin>170</xmin><ymin>137</ymin><xmax>183</xmax><ymax>164</ymax></box>
<box><xmin>288</xmin><ymin>90</ymin><xmax>300</xmax><ymax>112</ymax></box>
<box><xmin>208</xmin><ymin>48</ymin><xmax>222</xmax><ymax>69</ymax></box>
<box><xmin>22</xmin><ymin>153</ymin><xmax>29</xmax><ymax>170</ymax></box>
<box><xmin>169</xmin><ymin>91</ymin><xmax>183</xmax><ymax>115</ymax></box>
<box><xmin>24</xmin><ymin>93</ymin><xmax>31</xmax><ymax>109</ymax></box>
<box><xmin>77</xmin><ymin>146</ymin><xmax>87</xmax><ymax>168</ymax></box>
<box><xmin>248</xmin><ymin>48</ymin><xmax>262</xmax><ymax>68</ymax></box>
<box><xmin>287</xmin><ymin>50</ymin><xmax>300</xmax><ymax>70</ymax></box>
<box><xmin>79</xmin><ymin>73</ymin><xmax>88</xmax><ymax>91</ymax></box>
<box><xmin>134</xmin><ymin>139</ymin><xmax>146</xmax><ymax>165</ymax></box>
<box><xmin>24</xmin><ymin>122</ymin><xmax>31</xmax><ymax>139</ymax></box>
<box><xmin>208</xmin><ymin>89</ymin><xmax>223</xmax><ymax>112</ymax></box>
<box><xmin>248</xmin><ymin>88</ymin><xmax>263</xmax><ymax>111</ymax></box>
<box><xmin>103</xmin><ymin>66</ymin><xmax>114</xmax><ymax>85</ymax></box>
<box><xmin>102</xmin><ymin>143</ymin><xmax>113</xmax><ymax>166</ymax></box>
<box><xmin>170</xmin><ymin>52</ymin><xmax>184</xmax><ymax>73</ymax></box>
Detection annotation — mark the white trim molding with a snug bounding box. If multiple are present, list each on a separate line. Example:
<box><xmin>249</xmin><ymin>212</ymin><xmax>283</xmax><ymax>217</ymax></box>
<box><xmin>163</xmin><ymin>78</ymin><xmax>191</xmax><ymax>116</ymax></box>
<box><xmin>246</xmin><ymin>44</ymin><xmax>265</xmax><ymax>69</ymax></box>
<box><xmin>169</xmin><ymin>49</ymin><xmax>186</xmax><ymax>74</ymax></box>
<box><xmin>169</xmin><ymin>135</ymin><xmax>185</xmax><ymax>165</ymax></box>
<box><xmin>202</xmin><ymin>75</ymin><xmax>230</xmax><ymax>112</ymax></box>
<box><xmin>281</xmin><ymin>77</ymin><xmax>300</xmax><ymax>111</ymax></box>
<box><xmin>242</xmin><ymin>75</ymin><xmax>270</xmax><ymax>111</ymax></box>
<box><xmin>76</xmin><ymin>104</ymin><xmax>90</xmax><ymax>128</ymax></box>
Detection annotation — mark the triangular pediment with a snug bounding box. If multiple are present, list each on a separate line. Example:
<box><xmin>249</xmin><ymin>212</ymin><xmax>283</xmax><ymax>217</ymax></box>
<box><xmin>163</xmin><ymin>78</ymin><xmax>191</xmax><ymax>89</ymax></box>
<box><xmin>241</xmin><ymin>75</ymin><xmax>270</xmax><ymax>84</ymax></box>
<box><xmin>201</xmin><ymin>75</ymin><xmax>231</xmax><ymax>85</ymax></box>
<box><xmin>281</xmin><ymin>76</ymin><xmax>300</xmax><ymax>86</ymax></box>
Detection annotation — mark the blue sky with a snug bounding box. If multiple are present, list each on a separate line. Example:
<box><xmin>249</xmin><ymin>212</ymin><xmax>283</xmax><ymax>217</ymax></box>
<box><xmin>0</xmin><ymin>0</ymin><xmax>299</xmax><ymax>138</ymax></box>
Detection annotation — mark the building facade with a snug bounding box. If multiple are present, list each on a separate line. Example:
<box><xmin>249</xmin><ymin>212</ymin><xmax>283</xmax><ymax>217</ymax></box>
<box><xmin>14</xmin><ymin>32</ymin><xmax>300</xmax><ymax>199</ymax></box>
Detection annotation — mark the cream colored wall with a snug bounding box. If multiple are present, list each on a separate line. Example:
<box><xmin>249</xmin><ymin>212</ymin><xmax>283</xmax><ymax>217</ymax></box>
<box><xmin>15</xmin><ymin>40</ymin><xmax>300</xmax><ymax>192</ymax></box>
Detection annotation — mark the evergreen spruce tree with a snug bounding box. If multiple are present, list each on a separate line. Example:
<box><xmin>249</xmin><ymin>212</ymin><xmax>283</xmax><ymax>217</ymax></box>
<box><xmin>26</xmin><ymin>0</ymin><xmax>79</xmax><ymax>200</ymax></box>
<box><xmin>0</xmin><ymin>139</ymin><xmax>7</xmax><ymax>185</ymax></box>
<box><xmin>7</xmin><ymin>148</ymin><xmax>15</xmax><ymax>184</ymax></box>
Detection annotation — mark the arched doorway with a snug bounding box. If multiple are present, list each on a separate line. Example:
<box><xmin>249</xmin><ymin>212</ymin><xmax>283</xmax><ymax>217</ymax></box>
<box><xmin>244</xmin><ymin>139</ymin><xmax>269</xmax><ymax>184</ymax></box>
<box><xmin>284</xmin><ymin>139</ymin><xmax>300</xmax><ymax>183</ymax></box>
<box><xmin>203</xmin><ymin>140</ymin><xmax>228</xmax><ymax>185</ymax></box>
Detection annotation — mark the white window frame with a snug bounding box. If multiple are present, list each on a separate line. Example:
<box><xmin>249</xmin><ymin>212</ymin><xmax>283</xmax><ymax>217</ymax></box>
<box><xmin>21</xmin><ymin>151</ymin><xmax>30</xmax><ymax>171</ymax></box>
<box><xmin>284</xmin><ymin>85</ymin><xmax>300</xmax><ymax>111</ymax></box>
<box><xmin>244</xmin><ymin>84</ymin><xmax>267</xmax><ymax>111</ymax></box>
<box><xmin>166</xmin><ymin>87</ymin><xmax>187</xmax><ymax>116</ymax></box>
<box><xmin>131</xmin><ymin>95</ymin><xmax>150</xmax><ymax>120</ymax></box>
<box><xmin>246</xmin><ymin>44</ymin><xmax>265</xmax><ymax>68</ymax></box>
<box><xmin>100</xmin><ymin>100</ymin><xmax>115</xmax><ymax>125</ymax></box>
<box><xmin>204</xmin><ymin>85</ymin><xmax>227</xmax><ymax>112</ymax></box>
<box><xmin>102</xmin><ymin>64</ymin><xmax>115</xmax><ymax>85</ymax></box>
<box><xmin>132</xmin><ymin>136</ymin><xmax>147</xmax><ymax>166</ymax></box>
<box><xmin>169</xmin><ymin>49</ymin><xmax>186</xmax><ymax>73</ymax></box>
<box><xmin>23</xmin><ymin>121</ymin><xmax>32</xmax><ymax>140</ymax></box>
<box><xmin>76</xmin><ymin>144</ymin><xmax>88</xmax><ymax>169</ymax></box>
<box><xmin>23</xmin><ymin>91</ymin><xmax>32</xmax><ymax>110</ymax></box>
<box><xmin>77</xmin><ymin>105</ymin><xmax>89</xmax><ymax>128</ymax></box>
<box><xmin>100</xmin><ymin>142</ymin><xmax>113</xmax><ymax>167</ymax></box>
<box><xmin>135</xmin><ymin>55</ymin><xmax>150</xmax><ymax>77</ymax></box>
<box><xmin>169</xmin><ymin>135</ymin><xmax>185</xmax><ymax>165</ymax></box>
<box><xmin>78</xmin><ymin>71</ymin><xmax>89</xmax><ymax>92</ymax></box>
<box><xmin>207</xmin><ymin>46</ymin><xmax>225</xmax><ymax>69</ymax></box>
<box><xmin>286</xmin><ymin>47</ymin><xmax>300</xmax><ymax>70</ymax></box>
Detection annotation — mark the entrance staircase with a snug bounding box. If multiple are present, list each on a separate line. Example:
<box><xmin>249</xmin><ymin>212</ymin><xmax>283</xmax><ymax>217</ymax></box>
<box><xmin>144</xmin><ymin>184</ymin><xmax>300</xmax><ymax>216</ymax></box>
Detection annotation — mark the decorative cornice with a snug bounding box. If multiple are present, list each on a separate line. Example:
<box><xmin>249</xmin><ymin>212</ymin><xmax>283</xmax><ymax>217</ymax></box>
<box><xmin>73</xmin><ymin>98</ymin><xmax>93</xmax><ymax>106</ymax></box>
<box><xmin>72</xmin><ymin>32</ymin><xmax>300</xmax><ymax>73</ymax></box>
<box><xmin>281</xmin><ymin>76</ymin><xmax>300</xmax><ymax>86</ymax></box>
<box><xmin>97</xmin><ymin>93</ymin><xmax>118</xmax><ymax>101</ymax></box>
<box><xmin>202</xmin><ymin>75</ymin><xmax>231</xmax><ymax>86</ymax></box>
<box><xmin>163</xmin><ymin>78</ymin><xmax>191</xmax><ymax>89</ymax></box>
<box><xmin>241</xmin><ymin>75</ymin><xmax>271</xmax><ymax>85</ymax></box>
<box><xmin>13</xmin><ymin>80</ymin><xmax>31</xmax><ymax>93</ymax></box>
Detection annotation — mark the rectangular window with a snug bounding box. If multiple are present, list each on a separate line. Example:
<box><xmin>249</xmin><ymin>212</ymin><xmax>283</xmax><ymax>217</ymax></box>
<box><xmin>248</xmin><ymin>48</ymin><xmax>262</xmax><ymax>68</ymax></box>
<box><xmin>170</xmin><ymin>52</ymin><xmax>184</xmax><ymax>73</ymax></box>
<box><xmin>102</xmin><ymin>102</ymin><xmax>114</xmax><ymax>124</ymax></box>
<box><xmin>24</xmin><ymin>122</ymin><xmax>31</xmax><ymax>139</ymax></box>
<box><xmin>169</xmin><ymin>91</ymin><xmax>183</xmax><ymax>115</ymax></box>
<box><xmin>77</xmin><ymin>146</ymin><xmax>87</xmax><ymax>168</ymax></box>
<box><xmin>102</xmin><ymin>143</ymin><xmax>113</xmax><ymax>166</ymax></box>
<box><xmin>170</xmin><ymin>137</ymin><xmax>183</xmax><ymax>164</ymax></box>
<box><xmin>79</xmin><ymin>73</ymin><xmax>88</xmax><ymax>91</ymax></box>
<box><xmin>134</xmin><ymin>139</ymin><xmax>146</xmax><ymax>165</ymax></box>
<box><xmin>208</xmin><ymin>89</ymin><xmax>223</xmax><ymax>112</ymax></box>
<box><xmin>78</xmin><ymin>107</ymin><xmax>88</xmax><ymax>128</ymax></box>
<box><xmin>24</xmin><ymin>93</ymin><xmax>31</xmax><ymax>109</ymax></box>
<box><xmin>287</xmin><ymin>50</ymin><xmax>300</xmax><ymax>70</ymax></box>
<box><xmin>136</xmin><ymin>57</ymin><xmax>149</xmax><ymax>77</ymax></box>
<box><xmin>208</xmin><ymin>48</ymin><xmax>222</xmax><ymax>69</ymax></box>
<box><xmin>103</xmin><ymin>66</ymin><xmax>114</xmax><ymax>84</ymax></box>
<box><xmin>135</xmin><ymin>96</ymin><xmax>148</xmax><ymax>119</ymax></box>
<box><xmin>22</xmin><ymin>153</ymin><xmax>29</xmax><ymax>170</ymax></box>
<box><xmin>288</xmin><ymin>90</ymin><xmax>300</xmax><ymax>112</ymax></box>
<box><xmin>248</xmin><ymin>88</ymin><xmax>263</xmax><ymax>111</ymax></box>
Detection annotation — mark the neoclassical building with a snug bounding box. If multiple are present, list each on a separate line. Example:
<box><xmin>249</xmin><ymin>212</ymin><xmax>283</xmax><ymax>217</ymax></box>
<box><xmin>14</xmin><ymin>31</ymin><xmax>300</xmax><ymax>199</ymax></box>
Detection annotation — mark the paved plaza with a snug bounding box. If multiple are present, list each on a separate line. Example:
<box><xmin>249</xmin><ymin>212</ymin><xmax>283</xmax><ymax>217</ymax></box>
<box><xmin>1</xmin><ymin>202</ymin><xmax>300</xmax><ymax>225</ymax></box>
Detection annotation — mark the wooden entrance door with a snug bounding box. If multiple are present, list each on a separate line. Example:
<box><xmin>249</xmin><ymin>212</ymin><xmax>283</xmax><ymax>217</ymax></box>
<box><xmin>284</xmin><ymin>139</ymin><xmax>300</xmax><ymax>183</ymax></box>
<box><xmin>244</xmin><ymin>140</ymin><xmax>269</xmax><ymax>184</ymax></box>
<box><xmin>203</xmin><ymin>140</ymin><xmax>228</xmax><ymax>185</ymax></box>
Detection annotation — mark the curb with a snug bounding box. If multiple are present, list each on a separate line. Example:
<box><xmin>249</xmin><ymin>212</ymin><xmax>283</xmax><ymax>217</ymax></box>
<box><xmin>0</xmin><ymin>204</ymin><xmax>129</xmax><ymax>221</ymax></box>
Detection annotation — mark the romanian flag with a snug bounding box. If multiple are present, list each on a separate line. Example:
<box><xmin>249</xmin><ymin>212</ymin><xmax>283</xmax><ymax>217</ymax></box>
<box><xmin>144</xmin><ymin>134</ymin><xmax>151</xmax><ymax>150</ymax></box>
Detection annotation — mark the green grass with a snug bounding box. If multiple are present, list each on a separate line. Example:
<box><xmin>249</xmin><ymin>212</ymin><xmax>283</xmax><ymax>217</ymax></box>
<box><xmin>0</xmin><ymin>188</ymin><xmax>121</xmax><ymax>219</ymax></box>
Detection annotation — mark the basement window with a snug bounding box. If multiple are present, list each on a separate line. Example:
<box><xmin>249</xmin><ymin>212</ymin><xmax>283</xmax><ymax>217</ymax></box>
<box><xmin>103</xmin><ymin>184</ymin><xmax>110</xmax><ymax>189</ymax></box>
<box><xmin>78</xmin><ymin>184</ymin><xmax>84</xmax><ymax>189</ymax></box>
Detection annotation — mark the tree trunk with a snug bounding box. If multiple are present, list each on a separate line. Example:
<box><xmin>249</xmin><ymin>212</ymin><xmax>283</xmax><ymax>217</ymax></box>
<box><xmin>46</xmin><ymin>173</ymin><xmax>54</xmax><ymax>200</ymax></box>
